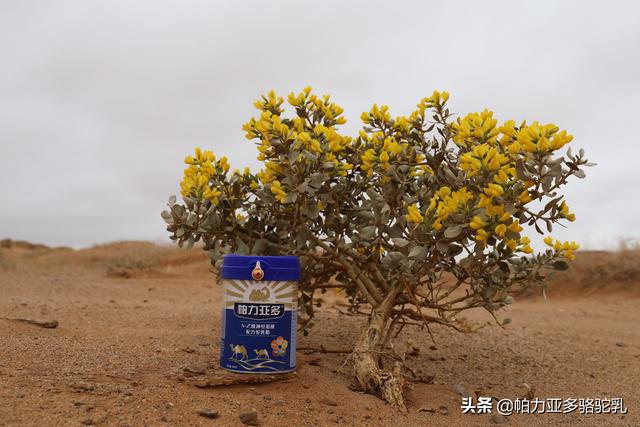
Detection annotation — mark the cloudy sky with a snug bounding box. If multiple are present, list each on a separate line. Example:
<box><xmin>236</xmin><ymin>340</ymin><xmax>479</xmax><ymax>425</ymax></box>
<box><xmin>1</xmin><ymin>1</ymin><xmax>638</xmax><ymax>249</ymax></box>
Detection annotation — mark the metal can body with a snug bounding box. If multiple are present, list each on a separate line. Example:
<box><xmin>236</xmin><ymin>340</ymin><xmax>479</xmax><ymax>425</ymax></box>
<box><xmin>219</xmin><ymin>255</ymin><xmax>299</xmax><ymax>374</ymax></box>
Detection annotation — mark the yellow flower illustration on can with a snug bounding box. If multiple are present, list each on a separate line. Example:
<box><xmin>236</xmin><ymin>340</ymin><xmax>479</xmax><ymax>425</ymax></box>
<box><xmin>271</xmin><ymin>336</ymin><xmax>288</xmax><ymax>357</ymax></box>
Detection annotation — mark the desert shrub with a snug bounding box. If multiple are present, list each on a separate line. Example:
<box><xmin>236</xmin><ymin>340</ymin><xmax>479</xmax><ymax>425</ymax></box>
<box><xmin>162</xmin><ymin>88</ymin><xmax>590</xmax><ymax>409</ymax></box>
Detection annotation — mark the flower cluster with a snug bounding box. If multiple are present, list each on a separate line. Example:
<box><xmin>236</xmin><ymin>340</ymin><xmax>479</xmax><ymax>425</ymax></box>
<box><xmin>241</xmin><ymin>87</ymin><xmax>354</xmax><ymax>186</ymax></box>
<box><xmin>180</xmin><ymin>148</ymin><xmax>231</xmax><ymax>205</ymax></box>
<box><xmin>544</xmin><ymin>236</ymin><xmax>579</xmax><ymax>260</ymax></box>
<box><xmin>426</xmin><ymin>187</ymin><xmax>473</xmax><ymax>230</ymax></box>
<box><xmin>270</xmin><ymin>180</ymin><xmax>287</xmax><ymax>203</ymax></box>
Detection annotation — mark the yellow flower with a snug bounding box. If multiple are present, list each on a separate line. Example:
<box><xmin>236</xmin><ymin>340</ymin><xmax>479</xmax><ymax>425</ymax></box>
<box><xmin>451</xmin><ymin>109</ymin><xmax>499</xmax><ymax>147</ymax></box>
<box><xmin>508</xmin><ymin>221</ymin><xmax>523</xmax><ymax>233</ymax></box>
<box><xmin>495</xmin><ymin>224</ymin><xmax>507</xmax><ymax>237</ymax></box>
<box><xmin>559</xmin><ymin>201</ymin><xmax>576</xmax><ymax>222</ymax></box>
<box><xmin>544</xmin><ymin>236</ymin><xmax>554</xmax><ymax>246</ymax></box>
<box><xmin>203</xmin><ymin>187</ymin><xmax>221</xmax><ymax>204</ymax></box>
<box><xmin>406</xmin><ymin>203</ymin><xmax>424</xmax><ymax>224</ymax></box>
<box><xmin>270</xmin><ymin>180</ymin><xmax>287</xmax><ymax>203</ymax></box>
<box><xmin>219</xmin><ymin>156</ymin><xmax>230</xmax><ymax>173</ymax></box>
<box><xmin>475</xmin><ymin>228</ymin><xmax>488</xmax><ymax>242</ymax></box>
<box><xmin>484</xmin><ymin>183</ymin><xmax>504</xmax><ymax>198</ymax></box>
<box><xmin>506</xmin><ymin>239</ymin><xmax>517</xmax><ymax>251</ymax></box>
<box><xmin>519</xmin><ymin>190</ymin><xmax>533</xmax><ymax>204</ymax></box>
<box><xmin>470</xmin><ymin>216</ymin><xmax>486</xmax><ymax>230</ymax></box>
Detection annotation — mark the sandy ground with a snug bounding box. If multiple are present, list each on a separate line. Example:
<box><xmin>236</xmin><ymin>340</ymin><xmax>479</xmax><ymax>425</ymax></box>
<box><xmin>0</xmin><ymin>242</ymin><xmax>639</xmax><ymax>426</ymax></box>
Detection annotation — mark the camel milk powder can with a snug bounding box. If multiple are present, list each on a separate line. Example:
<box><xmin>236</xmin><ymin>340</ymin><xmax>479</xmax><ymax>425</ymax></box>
<box><xmin>219</xmin><ymin>255</ymin><xmax>300</xmax><ymax>373</ymax></box>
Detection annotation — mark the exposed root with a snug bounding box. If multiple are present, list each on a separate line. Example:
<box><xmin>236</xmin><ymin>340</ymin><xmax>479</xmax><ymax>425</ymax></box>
<box><xmin>352</xmin><ymin>286</ymin><xmax>407</xmax><ymax>411</ymax></box>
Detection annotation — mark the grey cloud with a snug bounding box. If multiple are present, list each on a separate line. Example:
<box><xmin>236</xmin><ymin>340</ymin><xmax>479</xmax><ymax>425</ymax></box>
<box><xmin>1</xmin><ymin>0</ymin><xmax>639</xmax><ymax>248</ymax></box>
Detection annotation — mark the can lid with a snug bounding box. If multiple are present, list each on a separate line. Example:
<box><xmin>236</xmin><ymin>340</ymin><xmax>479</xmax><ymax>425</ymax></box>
<box><xmin>221</xmin><ymin>254</ymin><xmax>300</xmax><ymax>281</ymax></box>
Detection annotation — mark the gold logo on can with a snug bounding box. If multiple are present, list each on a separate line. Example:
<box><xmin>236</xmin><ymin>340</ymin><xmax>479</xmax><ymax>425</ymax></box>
<box><xmin>251</xmin><ymin>261</ymin><xmax>264</xmax><ymax>281</ymax></box>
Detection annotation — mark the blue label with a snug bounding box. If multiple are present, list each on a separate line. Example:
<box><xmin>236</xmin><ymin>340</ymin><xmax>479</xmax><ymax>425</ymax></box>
<box><xmin>221</xmin><ymin>308</ymin><xmax>296</xmax><ymax>373</ymax></box>
<box><xmin>220</xmin><ymin>278</ymin><xmax>297</xmax><ymax>374</ymax></box>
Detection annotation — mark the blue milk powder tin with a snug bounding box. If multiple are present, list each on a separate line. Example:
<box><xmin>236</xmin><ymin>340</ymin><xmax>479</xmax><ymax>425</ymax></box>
<box><xmin>220</xmin><ymin>255</ymin><xmax>300</xmax><ymax>373</ymax></box>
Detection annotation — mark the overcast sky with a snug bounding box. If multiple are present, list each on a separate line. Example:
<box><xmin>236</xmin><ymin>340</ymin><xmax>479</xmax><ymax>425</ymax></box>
<box><xmin>1</xmin><ymin>1</ymin><xmax>638</xmax><ymax>249</ymax></box>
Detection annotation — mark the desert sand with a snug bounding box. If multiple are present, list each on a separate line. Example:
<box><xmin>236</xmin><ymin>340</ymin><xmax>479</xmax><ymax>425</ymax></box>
<box><xmin>1</xmin><ymin>240</ymin><xmax>638</xmax><ymax>426</ymax></box>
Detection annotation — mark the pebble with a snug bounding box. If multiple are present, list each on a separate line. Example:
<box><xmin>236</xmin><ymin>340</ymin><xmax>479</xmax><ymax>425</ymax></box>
<box><xmin>452</xmin><ymin>384</ymin><xmax>472</xmax><ymax>398</ymax></box>
<box><xmin>319</xmin><ymin>398</ymin><xmax>338</xmax><ymax>406</ymax></box>
<box><xmin>616</xmin><ymin>341</ymin><xmax>626</xmax><ymax>347</ymax></box>
<box><xmin>239</xmin><ymin>410</ymin><xmax>259</xmax><ymax>426</ymax></box>
<box><xmin>71</xmin><ymin>383</ymin><xmax>95</xmax><ymax>393</ymax></box>
<box><xmin>197</xmin><ymin>409</ymin><xmax>219</xmax><ymax>419</ymax></box>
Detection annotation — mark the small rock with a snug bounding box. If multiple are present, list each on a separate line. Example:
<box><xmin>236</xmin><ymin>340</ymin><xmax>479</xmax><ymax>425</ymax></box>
<box><xmin>197</xmin><ymin>409</ymin><xmax>219</xmax><ymax>419</ymax></box>
<box><xmin>452</xmin><ymin>384</ymin><xmax>472</xmax><ymax>398</ymax></box>
<box><xmin>183</xmin><ymin>366</ymin><xmax>205</xmax><ymax>376</ymax></box>
<box><xmin>181</xmin><ymin>348</ymin><xmax>195</xmax><ymax>354</ymax></box>
<box><xmin>80</xmin><ymin>419</ymin><xmax>94</xmax><ymax>426</ymax></box>
<box><xmin>429</xmin><ymin>345</ymin><xmax>437</xmax><ymax>351</ymax></box>
<box><xmin>71</xmin><ymin>383</ymin><xmax>95</xmax><ymax>393</ymax></box>
<box><xmin>616</xmin><ymin>341</ymin><xmax>626</xmax><ymax>347</ymax></box>
<box><xmin>490</xmin><ymin>413</ymin><xmax>509</xmax><ymax>424</ymax></box>
<box><xmin>239</xmin><ymin>410</ymin><xmax>258</xmax><ymax>425</ymax></box>
<box><xmin>408</xmin><ymin>346</ymin><xmax>420</xmax><ymax>357</ymax></box>
<box><xmin>439</xmin><ymin>405</ymin><xmax>449</xmax><ymax>415</ymax></box>
<box><xmin>319</xmin><ymin>398</ymin><xmax>338</xmax><ymax>406</ymax></box>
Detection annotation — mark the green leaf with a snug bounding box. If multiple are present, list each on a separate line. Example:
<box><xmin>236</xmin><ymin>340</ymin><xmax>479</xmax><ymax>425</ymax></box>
<box><xmin>408</xmin><ymin>245</ymin><xmax>427</xmax><ymax>260</ymax></box>
<box><xmin>552</xmin><ymin>260</ymin><xmax>570</xmax><ymax>271</ymax></box>
<box><xmin>235</xmin><ymin>238</ymin><xmax>249</xmax><ymax>255</ymax></box>
<box><xmin>359</xmin><ymin>225</ymin><xmax>377</xmax><ymax>240</ymax></box>
<box><xmin>252</xmin><ymin>239</ymin><xmax>268</xmax><ymax>254</ymax></box>
<box><xmin>382</xmin><ymin>251</ymin><xmax>405</xmax><ymax>268</ymax></box>
<box><xmin>309</xmin><ymin>173</ymin><xmax>326</xmax><ymax>189</ymax></box>
<box><xmin>444</xmin><ymin>225</ymin><xmax>463</xmax><ymax>239</ymax></box>
<box><xmin>357</xmin><ymin>210</ymin><xmax>376</xmax><ymax>221</ymax></box>
<box><xmin>392</xmin><ymin>238</ymin><xmax>410</xmax><ymax>247</ymax></box>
